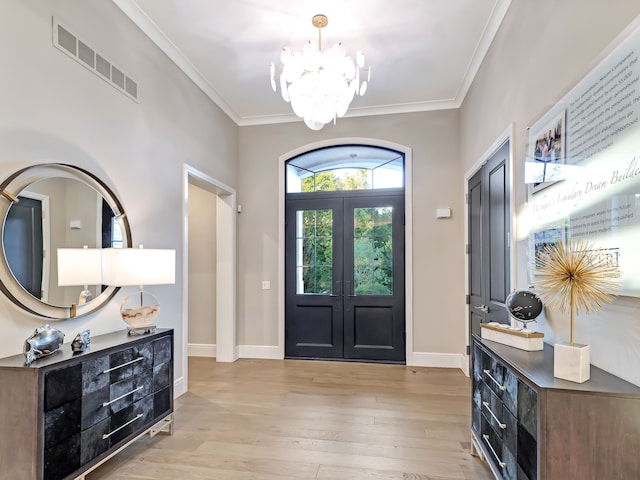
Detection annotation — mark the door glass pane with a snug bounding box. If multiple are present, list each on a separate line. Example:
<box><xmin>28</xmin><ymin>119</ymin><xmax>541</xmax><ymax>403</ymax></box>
<box><xmin>296</xmin><ymin>209</ymin><xmax>333</xmax><ymax>294</ymax></box>
<box><xmin>353</xmin><ymin>207</ymin><xmax>393</xmax><ymax>295</ymax></box>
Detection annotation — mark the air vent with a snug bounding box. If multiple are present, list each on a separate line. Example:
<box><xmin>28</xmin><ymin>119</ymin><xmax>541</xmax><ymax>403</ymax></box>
<box><xmin>52</xmin><ymin>18</ymin><xmax>138</xmax><ymax>101</ymax></box>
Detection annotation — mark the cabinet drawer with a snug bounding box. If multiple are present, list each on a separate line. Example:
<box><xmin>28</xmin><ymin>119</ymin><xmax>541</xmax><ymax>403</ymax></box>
<box><xmin>517</xmin><ymin>423</ymin><xmax>537</xmax><ymax>480</ymax></box>
<box><xmin>44</xmin><ymin>398</ymin><xmax>81</xmax><ymax>450</ymax></box>
<box><xmin>481</xmin><ymin>349</ymin><xmax>518</xmax><ymax>415</ymax></box>
<box><xmin>43</xmin><ymin>432</ymin><xmax>80</xmax><ymax>480</ymax></box>
<box><xmin>480</xmin><ymin>416</ymin><xmax>518</xmax><ymax>480</ymax></box>
<box><xmin>80</xmin><ymin>417</ymin><xmax>110</xmax><ymax>466</ymax></box>
<box><xmin>518</xmin><ymin>381</ymin><xmax>537</xmax><ymax>440</ymax></box>
<box><xmin>81</xmin><ymin>385</ymin><xmax>110</xmax><ymax>431</ymax></box>
<box><xmin>81</xmin><ymin>354</ymin><xmax>110</xmax><ymax>396</ymax></box>
<box><xmin>472</xmin><ymin>377</ymin><xmax>482</xmax><ymax>436</ymax></box>
<box><xmin>154</xmin><ymin>386</ymin><xmax>171</xmax><ymax>417</ymax></box>
<box><xmin>80</xmin><ymin>392</ymin><xmax>156</xmax><ymax>466</ymax></box>
<box><xmin>133</xmin><ymin>341</ymin><xmax>154</xmax><ymax>374</ymax></box>
<box><xmin>480</xmin><ymin>383</ymin><xmax>505</xmax><ymax>436</ymax></box>
<box><xmin>44</xmin><ymin>363</ymin><xmax>82</xmax><ymax>411</ymax></box>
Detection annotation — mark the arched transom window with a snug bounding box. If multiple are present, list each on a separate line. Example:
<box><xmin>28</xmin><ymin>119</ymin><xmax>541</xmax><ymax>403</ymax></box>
<box><xmin>286</xmin><ymin>145</ymin><xmax>404</xmax><ymax>193</ymax></box>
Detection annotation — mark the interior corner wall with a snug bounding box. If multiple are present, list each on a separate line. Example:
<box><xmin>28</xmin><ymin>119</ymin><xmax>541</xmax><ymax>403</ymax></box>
<box><xmin>0</xmin><ymin>0</ymin><xmax>238</xmax><ymax>392</ymax></box>
<box><xmin>238</xmin><ymin>110</ymin><xmax>465</xmax><ymax>361</ymax></box>
<box><xmin>459</xmin><ymin>0</ymin><xmax>640</xmax><ymax>385</ymax></box>
<box><xmin>187</xmin><ymin>183</ymin><xmax>217</xmax><ymax>349</ymax></box>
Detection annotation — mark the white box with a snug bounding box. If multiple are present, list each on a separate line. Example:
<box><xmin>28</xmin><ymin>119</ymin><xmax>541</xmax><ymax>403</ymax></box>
<box><xmin>554</xmin><ymin>343</ymin><xmax>590</xmax><ymax>383</ymax></box>
<box><xmin>436</xmin><ymin>208</ymin><xmax>451</xmax><ymax>219</ymax></box>
<box><xmin>480</xmin><ymin>323</ymin><xmax>544</xmax><ymax>351</ymax></box>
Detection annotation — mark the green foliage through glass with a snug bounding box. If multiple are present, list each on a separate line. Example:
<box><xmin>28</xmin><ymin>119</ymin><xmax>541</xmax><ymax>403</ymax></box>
<box><xmin>353</xmin><ymin>207</ymin><xmax>393</xmax><ymax>295</ymax></box>
<box><xmin>302</xmin><ymin>169</ymin><xmax>371</xmax><ymax>192</ymax></box>
<box><xmin>296</xmin><ymin>209</ymin><xmax>333</xmax><ymax>294</ymax></box>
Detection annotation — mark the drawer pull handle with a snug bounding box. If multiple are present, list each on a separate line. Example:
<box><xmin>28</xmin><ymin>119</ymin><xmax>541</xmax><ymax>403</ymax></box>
<box><xmin>483</xmin><ymin>369</ymin><xmax>507</xmax><ymax>391</ymax></box>
<box><xmin>101</xmin><ymin>413</ymin><xmax>144</xmax><ymax>440</ymax></box>
<box><xmin>102</xmin><ymin>385</ymin><xmax>144</xmax><ymax>407</ymax></box>
<box><xmin>103</xmin><ymin>356</ymin><xmax>145</xmax><ymax>374</ymax></box>
<box><xmin>102</xmin><ymin>357</ymin><xmax>144</xmax><ymax>373</ymax></box>
<box><xmin>482</xmin><ymin>401</ymin><xmax>507</xmax><ymax>429</ymax></box>
<box><xmin>482</xmin><ymin>434</ymin><xmax>506</xmax><ymax>468</ymax></box>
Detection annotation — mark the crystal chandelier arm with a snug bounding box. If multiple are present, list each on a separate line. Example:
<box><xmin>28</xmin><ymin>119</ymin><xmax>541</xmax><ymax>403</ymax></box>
<box><xmin>269</xmin><ymin>63</ymin><xmax>276</xmax><ymax>92</ymax></box>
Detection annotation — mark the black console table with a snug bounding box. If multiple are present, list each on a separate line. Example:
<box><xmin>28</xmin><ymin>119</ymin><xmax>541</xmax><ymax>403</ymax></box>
<box><xmin>0</xmin><ymin>328</ymin><xmax>174</xmax><ymax>480</ymax></box>
<box><xmin>471</xmin><ymin>334</ymin><xmax>640</xmax><ymax>479</ymax></box>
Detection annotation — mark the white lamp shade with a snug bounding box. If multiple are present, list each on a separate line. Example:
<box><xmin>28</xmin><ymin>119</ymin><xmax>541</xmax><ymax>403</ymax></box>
<box><xmin>57</xmin><ymin>248</ymin><xmax>103</xmax><ymax>286</ymax></box>
<box><xmin>102</xmin><ymin>248</ymin><xmax>175</xmax><ymax>286</ymax></box>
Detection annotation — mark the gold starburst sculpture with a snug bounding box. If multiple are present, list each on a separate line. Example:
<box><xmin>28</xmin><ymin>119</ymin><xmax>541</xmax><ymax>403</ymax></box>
<box><xmin>532</xmin><ymin>239</ymin><xmax>621</xmax><ymax>345</ymax></box>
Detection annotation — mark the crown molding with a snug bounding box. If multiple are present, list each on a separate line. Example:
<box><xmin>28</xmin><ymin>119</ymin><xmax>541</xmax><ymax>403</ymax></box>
<box><xmin>113</xmin><ymin>0</ymin><xmax>512</xmax><ymax>127</ymax></box>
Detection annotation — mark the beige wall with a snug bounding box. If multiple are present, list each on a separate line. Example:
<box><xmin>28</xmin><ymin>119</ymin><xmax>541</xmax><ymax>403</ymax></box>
<box><xmin>460</xmin><ymin>0</ymin><xmax>640</xmax><ymax>385</ymax></box>
<box><xmin>187</xmin><ymin>183</ymin><xmax>216</xmax><ymax>347</ymax></box>
<box><xmin>238</xmin><ymin>110</ymin><xmax>465</xmax><ymax>358</ymax></box>
<box><xmin>0</xmin><ymin>0</ymin><xmax>237</xmax><ymax>392</ymax></box>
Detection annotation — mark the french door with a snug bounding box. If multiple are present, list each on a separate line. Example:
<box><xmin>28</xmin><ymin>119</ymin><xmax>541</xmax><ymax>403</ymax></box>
<box><xmin>285</xmin><ymin>191</ymin><xmax>405</xmax><ymax>362</ymax></box>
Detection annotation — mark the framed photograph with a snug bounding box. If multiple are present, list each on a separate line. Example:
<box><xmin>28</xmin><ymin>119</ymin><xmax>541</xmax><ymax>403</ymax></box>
<box><xmin>528</xmin><ymin>110</ymin><xmax>566</xmax><ymax>194</ymax></box>
<box><xmin>528</xmin><ymin>222</ymin><xmax>568</xmax><ymax>277</ymax></box>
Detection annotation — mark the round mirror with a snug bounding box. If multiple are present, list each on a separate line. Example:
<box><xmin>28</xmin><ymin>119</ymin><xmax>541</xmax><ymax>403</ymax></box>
<box><xmin>0</xmin><ymin>164</ymin><xmax>132</xmax><ymax>319</ymax></box>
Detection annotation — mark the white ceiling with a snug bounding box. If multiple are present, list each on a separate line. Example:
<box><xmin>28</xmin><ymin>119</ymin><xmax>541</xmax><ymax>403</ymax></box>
<box><xmin>113</xmin><ymin>0</ymin><xmax>511</xmax><ymax>127</ymax></box>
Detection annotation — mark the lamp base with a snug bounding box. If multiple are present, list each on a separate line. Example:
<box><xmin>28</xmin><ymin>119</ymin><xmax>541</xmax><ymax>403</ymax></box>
<box><xmin>127</xmin><ymin>324</ymin><xmax>157</xmax><ymax>336</ymax></box>
<box><xmin>120</xmin><ymin>290</ymin><xmax>160</xmax><ymax>334</ymax></box>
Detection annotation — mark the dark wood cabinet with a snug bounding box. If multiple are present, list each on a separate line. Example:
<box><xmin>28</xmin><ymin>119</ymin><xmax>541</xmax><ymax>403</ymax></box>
<box><xmin>0</xmin><ymin>328</ymin><xmax>173</xmax><ymax>480</ymax></box>
<box><xmin>472</xmin><ymin>335</ymin><xmax>640</xmax><ymax>479</ymax></box>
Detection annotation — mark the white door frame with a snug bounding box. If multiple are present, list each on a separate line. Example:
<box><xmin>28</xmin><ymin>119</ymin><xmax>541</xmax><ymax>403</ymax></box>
<box><xmin>462</xmin><ymin>124</ymin><xmax>517</xmax><ymax>375</ymax></box>
<box><xmin>278</xmin><ymin>138</ymin><xmax>414</xmax><ymax>363</ymax></box>
<box><xmin>181</xmin><ymin>164</ymin><xmax>237</xmax><ymax>394</ymax></box>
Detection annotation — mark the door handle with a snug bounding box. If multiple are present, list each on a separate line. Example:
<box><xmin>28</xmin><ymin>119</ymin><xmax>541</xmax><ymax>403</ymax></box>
<box><xmin>474</xmin><ymin>305</ymin><xmax>489</xmax><ymax>313</ymax></box>
<box><xmin>345</xmin><ymin>280</ymin><xmax>354</xmax><ymax>299</ymax></box>
<box><xmin>329</xmin><ymin>280</ymin><xmax>341</xmax><ymax>298</ymax></box>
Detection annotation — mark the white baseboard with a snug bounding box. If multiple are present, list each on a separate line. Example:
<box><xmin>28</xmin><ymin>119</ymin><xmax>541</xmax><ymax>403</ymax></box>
<box><xmin>173</xmin><ymin>376</ymin><xmax>186</xmax><ymax>397</ymax></box>
<box><xmin>238</xmin><ymin>345</ymin><xmax>282</xmax><ymax>359</ymax></box>
<box><xmin>186</xmin><ymin>344</ymin><xmax>466</xmax><ymax>373</ymax></box>
<box><xmin>187</xmin><ymin>343</ymin><xmax>282</xmax><ymax>360</ymax></box>
<box><xmin>410</xmin><ymin>351</ymin><xmax>467</xmax><ymax>373</ymax></box>
<box><xmin>188</xmin><ymin>343</ymin><xmax>216</xmax><ymax>357</ymax></box>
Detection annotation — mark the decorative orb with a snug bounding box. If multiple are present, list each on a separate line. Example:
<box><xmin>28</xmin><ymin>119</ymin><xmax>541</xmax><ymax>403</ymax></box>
<box><xmin>506</xmin><ymin>290</ymin><xmax>543</xmax><ymax>321</ymax></box>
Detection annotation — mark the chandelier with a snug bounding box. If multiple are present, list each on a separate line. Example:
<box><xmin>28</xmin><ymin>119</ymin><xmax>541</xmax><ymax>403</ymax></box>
<box><xmin>270</xmin><ymin>14</ymin><xmax>371</xmax><ymax>131</ymax></box>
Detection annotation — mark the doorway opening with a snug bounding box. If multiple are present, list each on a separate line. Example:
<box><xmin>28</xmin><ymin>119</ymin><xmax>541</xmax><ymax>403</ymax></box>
<box><xmin>181</xmin><ymin>164</ymin><xmax>236</xmax><ymax>396</ymax></box>
<box><xmin>284</xmin><ymin>144</ymin><xmax>406</xmax><ymax>363</ymax></box>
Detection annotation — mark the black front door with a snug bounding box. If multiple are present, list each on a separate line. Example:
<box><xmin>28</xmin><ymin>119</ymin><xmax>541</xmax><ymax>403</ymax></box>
<box><xmin>285</xmin><ymin>191</ymin><xmax>405</xmax><ymax>362</ymax></box>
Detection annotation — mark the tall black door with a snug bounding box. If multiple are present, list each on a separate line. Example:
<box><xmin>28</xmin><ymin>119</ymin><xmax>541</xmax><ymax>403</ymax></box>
<box><xmin>4</xmin><ymin>196</ymin><xmax>44</xmax><ymax>299</ymax></box>
<box><xmin>285</xmin><ymin>191</ymin><xmax>405</xmax><ymax>363</ymax></box>
<box><xmin>468</xmin><ymin>140</ymin><xmax>511</xmax><ymax>346</ymax></box>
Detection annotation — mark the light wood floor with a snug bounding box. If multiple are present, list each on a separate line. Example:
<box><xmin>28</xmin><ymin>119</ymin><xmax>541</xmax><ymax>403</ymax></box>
<box><xmin>87</xmin><ymin>358</ymin><xmax>494</xmax><ymax>480</ymax></box>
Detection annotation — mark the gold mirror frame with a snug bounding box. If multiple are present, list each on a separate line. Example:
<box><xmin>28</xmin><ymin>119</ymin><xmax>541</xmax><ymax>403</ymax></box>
<box><xmin>0</xmin><ymin>163</ymin><xmax>132</xmax><ymax>319</ymax></box>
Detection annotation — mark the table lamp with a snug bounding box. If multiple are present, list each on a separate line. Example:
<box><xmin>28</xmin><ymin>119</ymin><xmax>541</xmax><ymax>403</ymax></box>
<box><xmin>57</xmin><ymin>246</ymin><xmax>103</xmax><ymax>305</ymax></box>
<box><xmin>102</xmin><ymin>246</ymin><xmax>175</xmax><ymax>335</ymax></box>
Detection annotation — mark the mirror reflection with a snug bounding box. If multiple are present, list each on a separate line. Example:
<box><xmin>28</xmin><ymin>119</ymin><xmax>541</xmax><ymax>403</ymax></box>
<box><xmin>3</xmin><ymin>177</ymin><xmax>122</xmax><ymax>308</ymax></box>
